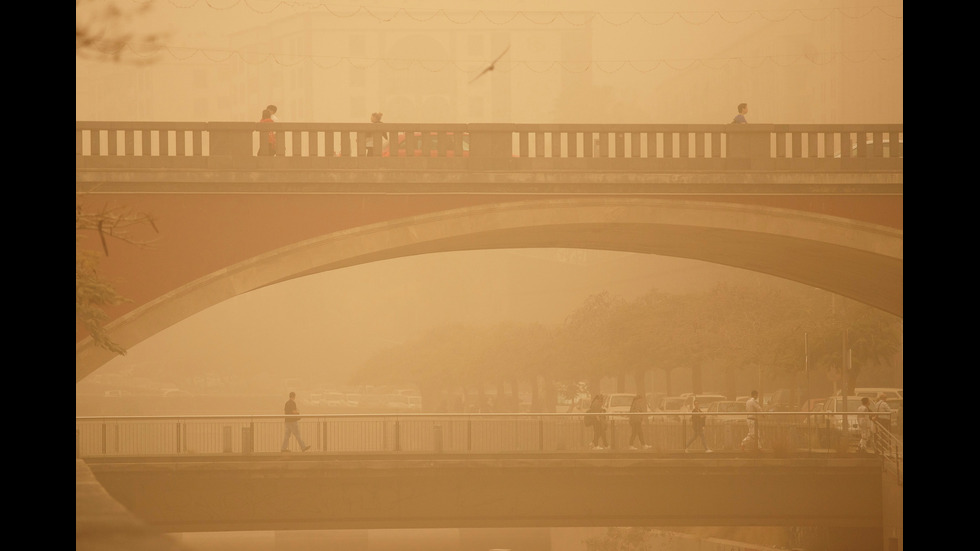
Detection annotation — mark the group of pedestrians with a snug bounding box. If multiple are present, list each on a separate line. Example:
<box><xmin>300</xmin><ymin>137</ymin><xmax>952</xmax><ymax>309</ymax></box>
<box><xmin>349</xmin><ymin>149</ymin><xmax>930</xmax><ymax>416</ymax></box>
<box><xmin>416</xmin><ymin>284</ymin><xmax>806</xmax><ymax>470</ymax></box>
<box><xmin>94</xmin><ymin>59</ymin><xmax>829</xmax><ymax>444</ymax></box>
<box><xmin>257</xmin><ymin>107</ymin><xmax>390</xmax><ymax>157</ymax></box>
<box><xmin>281</xmin><ymin>385</ymin><xmax>892</xmax><ymax>455</ymax></box>
<box><xmin>858</xmin><ymin>392</ymin><xmax>894</xmax><ymax>454</ymax></box>
<box><xmin>254</xmin><ymin>103</ymin><xmax>747</xmax><ymax>159</ymax></box>
<box><xmin>586</xmin><ymin>389</ymin><xmax>764</xmax><ymax>453</ymax></box>
<box><xmin>585</xmin><ymin>393</ymin><xmax>653</xmax><ymax>450</ymax></box>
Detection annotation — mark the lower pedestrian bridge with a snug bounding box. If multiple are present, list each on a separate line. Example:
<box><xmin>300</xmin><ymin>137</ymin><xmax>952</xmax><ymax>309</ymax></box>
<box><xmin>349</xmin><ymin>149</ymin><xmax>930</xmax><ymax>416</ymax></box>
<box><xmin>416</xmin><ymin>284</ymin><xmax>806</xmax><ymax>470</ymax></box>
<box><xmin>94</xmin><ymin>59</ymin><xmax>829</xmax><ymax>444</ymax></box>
<box><xmin>77</xmin><ymin>412</ymin><xmax>893</xmax><ymax>541</ymax></box>
<box><xmin>83</xmin><ymin>453</ymin><xmax>883</xmax><ymax>534</ymax></box>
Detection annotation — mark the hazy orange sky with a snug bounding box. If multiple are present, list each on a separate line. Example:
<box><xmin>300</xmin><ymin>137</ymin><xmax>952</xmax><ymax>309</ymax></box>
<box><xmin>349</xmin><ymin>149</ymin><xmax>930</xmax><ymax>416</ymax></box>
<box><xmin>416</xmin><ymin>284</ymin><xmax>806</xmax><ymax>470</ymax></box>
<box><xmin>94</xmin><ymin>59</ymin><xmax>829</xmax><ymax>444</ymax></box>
<box><xmin>77</xmin><ymin>0</ymin><xmax>903</xmax><ymax>123</ymax></box>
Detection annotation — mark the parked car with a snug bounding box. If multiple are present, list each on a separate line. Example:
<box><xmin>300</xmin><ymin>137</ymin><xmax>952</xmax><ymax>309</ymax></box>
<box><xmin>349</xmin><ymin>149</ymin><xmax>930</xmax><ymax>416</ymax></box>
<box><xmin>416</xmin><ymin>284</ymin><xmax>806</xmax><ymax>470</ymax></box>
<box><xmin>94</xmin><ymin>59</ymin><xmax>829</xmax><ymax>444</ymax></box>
<box><xmin>681</xmin><ymin>394</ymin><xmax>728</xmax><ymax>412</ymax></box>
<box><xmin>704</xmin><ymin>400</ymin><xmax>749</xmax><ymax>424</ymax></box>
<box><xmin>799</xmin><ymin>398</ymin><xmax>826</xmax><ymax>413</ymax></box>
<box><xmin>821</xmin><ymin>396</ymin><xmax>866</xmax><ymax>441</ymax></box>
<box><xmin>703</xmin><ymin>400</ymin><xmax>748</xmax><ymax>450</ymax></box>
<box><xmin>324</xmin><ymin>392</ymin><xmax>348</xmax><ymax>408</ymax></box>
<box><xmin>839</xmin><ymin>387</ymin><xmax>902</xmax><ymax>400</ymax></box>
<box><xmin>656</xmin><ymin>396</ymin><xmax>687</xmax><ymax>421</ymax></box>
<box><xmin>385</xmin><ymin>394</ymin><xmax>413</xmax><ymax>411</ymax></box>
<box><xmin>407</xmin><ymin>395</ymin><xmax>422</xmax><ymax>411</ymax></box>
<box><xmin>604</xmin><ymin>393</ymin><xmax>640</xmax><ymax>420</ymax></box>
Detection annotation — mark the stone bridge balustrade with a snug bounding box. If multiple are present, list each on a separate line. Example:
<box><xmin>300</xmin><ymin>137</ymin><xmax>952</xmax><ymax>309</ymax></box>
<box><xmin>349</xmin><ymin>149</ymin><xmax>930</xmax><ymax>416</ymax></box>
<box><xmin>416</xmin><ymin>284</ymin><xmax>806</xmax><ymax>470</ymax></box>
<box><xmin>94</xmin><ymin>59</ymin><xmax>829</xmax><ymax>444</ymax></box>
<box><xmin>76</xmin><ymin>122</ymin><xmax>902</xmax><ymax>172</ymax></box>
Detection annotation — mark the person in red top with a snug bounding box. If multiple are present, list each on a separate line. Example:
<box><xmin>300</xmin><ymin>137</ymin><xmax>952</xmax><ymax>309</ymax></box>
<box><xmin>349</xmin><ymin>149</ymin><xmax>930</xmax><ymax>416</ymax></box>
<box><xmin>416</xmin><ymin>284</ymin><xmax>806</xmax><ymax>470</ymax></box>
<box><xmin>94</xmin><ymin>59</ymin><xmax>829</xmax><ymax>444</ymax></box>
<box><xmin>259</xmin><ymin>108</ymin><xmax>276</xmax><ymax>156</ymax></box>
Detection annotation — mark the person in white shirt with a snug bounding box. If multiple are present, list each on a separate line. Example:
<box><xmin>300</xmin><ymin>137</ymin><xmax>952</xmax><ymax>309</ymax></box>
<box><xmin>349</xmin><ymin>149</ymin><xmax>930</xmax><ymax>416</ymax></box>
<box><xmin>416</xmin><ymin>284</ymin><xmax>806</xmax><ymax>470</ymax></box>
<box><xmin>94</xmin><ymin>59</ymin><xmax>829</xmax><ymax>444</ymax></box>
<box><xmin>741</xmin><ymin>390</ymin><xmax>762</xmax><ymax>451</ymax></box>
<box><xmin>266</xmin><ymin>104</ymin><xmax>280</xmax><ymax>122</ymax></box>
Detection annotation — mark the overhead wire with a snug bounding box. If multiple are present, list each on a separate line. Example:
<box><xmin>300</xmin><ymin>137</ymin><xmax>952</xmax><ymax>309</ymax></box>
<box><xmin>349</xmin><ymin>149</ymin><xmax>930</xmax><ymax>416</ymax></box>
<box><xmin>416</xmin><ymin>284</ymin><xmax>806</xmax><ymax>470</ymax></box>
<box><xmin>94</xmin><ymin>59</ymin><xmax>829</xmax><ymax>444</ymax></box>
<box><xmin>128</xmin><ymin>0</ymin><xmax>904</xmax><ymax>25</ymax></box>
<box><xmin>105</xmin><ymin>41</ymin><xmax>903</xmax><ymax>73</ymax></box>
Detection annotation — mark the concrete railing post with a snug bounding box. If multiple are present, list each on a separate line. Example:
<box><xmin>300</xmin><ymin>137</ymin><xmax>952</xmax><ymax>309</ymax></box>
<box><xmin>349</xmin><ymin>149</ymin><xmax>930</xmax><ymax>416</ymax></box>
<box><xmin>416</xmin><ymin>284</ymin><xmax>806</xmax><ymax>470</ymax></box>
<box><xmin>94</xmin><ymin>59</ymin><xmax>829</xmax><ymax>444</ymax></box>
<box><xmin>726</xmin><ymin>124</ymin><xmax>772</xmax><ymax>169</ymax></box>
<box><xmin>468</xmin><ymin>124</ymin><xmax>513</xmax><ymax>167</ymax></box>
<box><xmin>207</xmin><ymin>123</ymin><xmax>253</xmax><ymax>168</ymax></box>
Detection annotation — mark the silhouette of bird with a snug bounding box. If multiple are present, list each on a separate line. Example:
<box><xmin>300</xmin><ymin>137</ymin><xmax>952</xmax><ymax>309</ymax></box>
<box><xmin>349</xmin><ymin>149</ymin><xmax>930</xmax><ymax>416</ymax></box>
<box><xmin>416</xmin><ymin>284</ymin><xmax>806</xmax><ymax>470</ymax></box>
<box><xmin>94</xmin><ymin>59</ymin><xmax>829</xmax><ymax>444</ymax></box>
<box><xmin>468</xmin><ymin>44</ymin><xmax>511</xmax><ymax>83</ymax></box>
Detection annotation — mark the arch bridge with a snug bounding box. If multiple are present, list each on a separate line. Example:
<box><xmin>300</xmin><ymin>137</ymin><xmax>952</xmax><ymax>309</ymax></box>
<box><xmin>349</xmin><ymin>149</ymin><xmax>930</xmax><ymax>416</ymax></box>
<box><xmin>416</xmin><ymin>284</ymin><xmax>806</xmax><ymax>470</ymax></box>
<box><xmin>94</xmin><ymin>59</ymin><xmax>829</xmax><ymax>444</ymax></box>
<box><xmin>75</xmin><ymin>122</ymin><xmax>903</xmax><ymax>381</ymax></box>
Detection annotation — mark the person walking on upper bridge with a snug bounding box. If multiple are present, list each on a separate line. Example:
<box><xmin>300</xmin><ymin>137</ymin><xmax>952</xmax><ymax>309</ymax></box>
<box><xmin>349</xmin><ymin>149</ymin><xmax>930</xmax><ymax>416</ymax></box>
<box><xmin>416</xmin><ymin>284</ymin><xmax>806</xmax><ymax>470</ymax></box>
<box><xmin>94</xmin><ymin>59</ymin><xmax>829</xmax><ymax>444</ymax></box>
<box><xmin>741</xmin><ymin>390</ymin><xmax>761</xmax><ymax>451</ymax></box>
<box><xmin>259</xmin><ymin>108</ymin><xmax>276</xmax><ymax>156</ymax></box>
<box><xmin>282</xmin><ymin>391</ymin><xmax>311</xmax><ymax>452</ymax></box>
<box><xmin>731</xmin><ymin>103</ymin><xmax>748</xmax><ymax>124</ymax></box>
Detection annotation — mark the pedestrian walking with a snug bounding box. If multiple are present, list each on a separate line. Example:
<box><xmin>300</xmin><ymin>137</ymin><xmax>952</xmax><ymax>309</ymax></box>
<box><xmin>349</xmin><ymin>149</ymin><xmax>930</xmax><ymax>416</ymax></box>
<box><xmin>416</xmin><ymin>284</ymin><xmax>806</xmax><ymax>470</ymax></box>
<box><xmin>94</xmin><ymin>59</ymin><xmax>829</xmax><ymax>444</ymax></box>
<box><xmin>586</xmin><ymin>394</ymin><xmax>609</xmax><ymax>450</ymax></box>
<box><xmin>731</xmin><ymin>102</ymin><xmax>748</xmax><ymax>124</ymax></box>
<box><xmin>628</xmin><ymin>394</ymin><xmax>652</xmax><ymax>450</ymax></box>
<box><xmin>873</xmin><ymin>393</ymin><xmax>893</xmax><ymax>454</ymax></box>
<box><xmin>281</xmin><ymin>391</ymin><xmax>311</xmax><ymax>452</ymax></box>
<box><xmin>741</xmin><ymin>390</ymin><xmax>761</xmax><ymax>451</ymax></box>
<box><xmin>364</xmin><ymin>111</ymin><xmax>389</xmax><ymax>156</ymax></box>
<box><xmin>684</xmin><ymin>400</ymin><xmax>712</xmax><ymax>452</ymax></box>
<box><xmin>258</xmin><ymin>108</ymin><xmax>276</xmax><ymax>156</ymax></box>
<box><xmin>857</xmin><ymin>396</ymin><xmax>875</xmax><ymax>453</ymax></box>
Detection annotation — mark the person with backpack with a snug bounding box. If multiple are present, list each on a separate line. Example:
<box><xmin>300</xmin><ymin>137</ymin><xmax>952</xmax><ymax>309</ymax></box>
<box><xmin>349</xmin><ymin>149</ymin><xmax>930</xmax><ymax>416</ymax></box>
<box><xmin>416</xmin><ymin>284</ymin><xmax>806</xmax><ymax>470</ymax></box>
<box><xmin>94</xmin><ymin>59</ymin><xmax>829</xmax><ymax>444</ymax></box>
<box><xmin>857</xmin><ymin>396</ymin><xmax>875</xmax><ymax>453</ymax></box>
<box><xmin>586</xmin><ymin>394</ymin><xmax>609</xmax><ymax>450</ymax></box>
<box><xmin>628</xmin><ymin>394</ymin><xmax>652</xmax><ymax>450</ymax></box>
<box><xmin>684</xmin><ymin>400</ymin><xmax>712</xmax><ymax>452</ymax></box>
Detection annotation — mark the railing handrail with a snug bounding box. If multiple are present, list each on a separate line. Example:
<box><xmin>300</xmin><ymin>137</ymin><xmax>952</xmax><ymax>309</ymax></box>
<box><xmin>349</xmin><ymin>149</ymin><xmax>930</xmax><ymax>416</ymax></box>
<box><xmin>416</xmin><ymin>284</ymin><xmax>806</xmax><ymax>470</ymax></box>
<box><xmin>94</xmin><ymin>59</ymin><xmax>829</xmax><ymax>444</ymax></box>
<box><xmin>74</xmin><ymin>121</ymin><xmax>904</xmax><ymax>132</ymax></box>
<box><xmin>74</xmin><ymin>410</ymin><xmax>887</xmax><ymax>421</ymax></box>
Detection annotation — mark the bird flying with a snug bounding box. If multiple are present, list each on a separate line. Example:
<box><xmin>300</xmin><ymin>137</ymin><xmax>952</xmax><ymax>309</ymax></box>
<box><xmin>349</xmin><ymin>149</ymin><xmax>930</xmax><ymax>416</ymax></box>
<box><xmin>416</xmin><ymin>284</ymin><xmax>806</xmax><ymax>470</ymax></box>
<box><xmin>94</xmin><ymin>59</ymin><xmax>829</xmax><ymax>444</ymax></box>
<box><xmin>469</xmin><ymin>44</ymin><xmax>511</xmax><ymax>83</ymax></box>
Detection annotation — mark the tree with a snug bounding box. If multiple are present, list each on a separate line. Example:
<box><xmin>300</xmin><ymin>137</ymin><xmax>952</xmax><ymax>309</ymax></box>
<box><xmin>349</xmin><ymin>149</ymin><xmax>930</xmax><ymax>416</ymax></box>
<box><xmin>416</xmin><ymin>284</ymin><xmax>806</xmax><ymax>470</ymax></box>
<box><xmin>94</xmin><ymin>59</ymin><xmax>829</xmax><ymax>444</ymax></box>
<box><xmin>75</xmin><ymin>195</ymin><xmax>157</xmax><ymax>355</ymax></box>
<box><xmin>77</xmin><ymin>0</ymin><xmax>165</xmax><ymax>356</ymax></box>
<box><xmin>76</xmin><ymin>0</ymin><xmax>163</xmax><ymax>63</ymax></box>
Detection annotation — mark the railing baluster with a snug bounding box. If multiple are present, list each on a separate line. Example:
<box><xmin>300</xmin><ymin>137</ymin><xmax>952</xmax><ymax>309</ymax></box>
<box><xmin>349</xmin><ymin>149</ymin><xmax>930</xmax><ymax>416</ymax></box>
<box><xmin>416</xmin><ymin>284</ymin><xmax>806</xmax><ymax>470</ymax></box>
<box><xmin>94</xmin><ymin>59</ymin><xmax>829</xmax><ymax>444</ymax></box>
<box><xmin>92</xmin><ymin>129</ymin><xmax>102</xmax><ymax>156</ymax></box>
<box><xmin>776</xmin><ymin>131</ymin><xmax>787</xmax><ymax>158</ymax></box>
<box><xmin>107</xmin><ymin>129</ymin><xmax>118</xmax><ymax>156</ymax></box>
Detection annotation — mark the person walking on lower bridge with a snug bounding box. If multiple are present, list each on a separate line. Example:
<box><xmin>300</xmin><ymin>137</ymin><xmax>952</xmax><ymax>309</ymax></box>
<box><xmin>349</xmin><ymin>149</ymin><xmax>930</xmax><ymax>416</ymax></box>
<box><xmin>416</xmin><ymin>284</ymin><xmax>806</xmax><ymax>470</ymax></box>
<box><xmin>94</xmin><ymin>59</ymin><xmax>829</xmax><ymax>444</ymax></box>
<box><xmin>857</xmin><ymin>396</ymin><xmax>874</xmax><ymax>453</ymax></box>
<box><xmin>873</xmin><ymin>392</ymin><xmax>893</xmax><ymax>455</ymax></box>
<box><xmin>628</xmin><ymin>394</ymin><xmax>652</xmax><ymax>450</ymax></box>
<box><xmin>282</xmin><ymin>391</ymin><xmax>311</xmax><ymax>452</ymax></box>
<box><xmin>684</xmin><ymin>400</ymin><xmax>712</xmax><ymax>453</ymax></box>
<box><xmin>741</xmin><ymin>390</ymin><xmax>761</xmax><ymax>451</ymax></box>
<box><xmin>586</xmin><ymin>394</ymin><xmax>609</xmax><ymax>450</ymax></box>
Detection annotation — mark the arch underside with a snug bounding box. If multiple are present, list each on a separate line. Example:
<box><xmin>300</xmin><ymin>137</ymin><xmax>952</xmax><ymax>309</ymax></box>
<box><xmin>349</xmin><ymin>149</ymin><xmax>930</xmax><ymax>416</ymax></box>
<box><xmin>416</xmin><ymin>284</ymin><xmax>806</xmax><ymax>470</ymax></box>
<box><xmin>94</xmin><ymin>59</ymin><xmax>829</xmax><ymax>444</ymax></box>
<box><xmin>76</xmin><ymin>198</ymin><xmax>902</xmax><ymax>382</ymax></box>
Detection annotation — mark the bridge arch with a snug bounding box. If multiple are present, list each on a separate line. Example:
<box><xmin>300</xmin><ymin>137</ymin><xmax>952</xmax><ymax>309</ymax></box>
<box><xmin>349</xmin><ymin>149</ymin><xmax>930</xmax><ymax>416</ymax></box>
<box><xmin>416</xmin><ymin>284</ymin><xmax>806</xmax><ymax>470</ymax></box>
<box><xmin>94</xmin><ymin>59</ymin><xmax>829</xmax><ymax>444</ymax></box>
<box><xmin>76</xmin><ymin>197</ymin><xmax>902</xmax><ymax>382</ymax></box>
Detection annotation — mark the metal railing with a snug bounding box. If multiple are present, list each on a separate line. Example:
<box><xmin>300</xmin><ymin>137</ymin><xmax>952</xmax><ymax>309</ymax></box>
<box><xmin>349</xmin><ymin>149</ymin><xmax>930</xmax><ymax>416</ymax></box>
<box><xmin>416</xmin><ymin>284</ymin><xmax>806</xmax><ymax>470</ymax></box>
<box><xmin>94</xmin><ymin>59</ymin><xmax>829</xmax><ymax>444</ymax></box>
<box><xmin>872</xmin><ymin>420</ymin><xmax>903</xmax><ymax>485</ymax></box>
<box><xmin>75</xmin><ymin>411</ymin><xmax>892</xmax><ymax>459</ymax></box>
<box><xmin>75</xmin><ymin>122</ymin><xmax>902</xmax><ymax>171</ymax></box>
